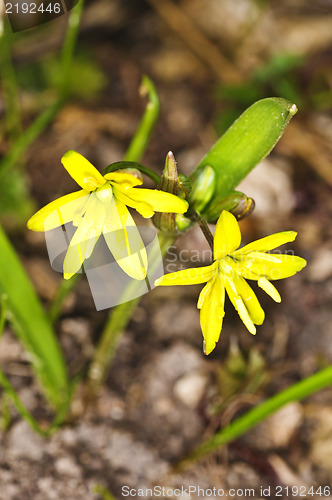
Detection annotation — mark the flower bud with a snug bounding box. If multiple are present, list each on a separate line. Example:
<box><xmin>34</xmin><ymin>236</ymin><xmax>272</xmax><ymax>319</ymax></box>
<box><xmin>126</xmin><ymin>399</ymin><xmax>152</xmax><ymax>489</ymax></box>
<box><xmin>178</xmin><ymin>174</ymin><xmax>192</xmax><ymax>197</ymax></box>
<box><xmin>205</xmin><ymin>191</ymin><xmax>255</xmax><ymax>223</ymax></box>
<box><xmin>189</xmin><ymin>165</ymin><xmax>216</xmax><ymax>213</ymax></box>
<box><xmin>175</xmin><ymin>213</ymin><xmax>192</xmax><ymax>232</ymax></box>
<box><xmin>153</xmin><ymin>151</ymin><xmax>179</xmax><ymax>233</ymax></box>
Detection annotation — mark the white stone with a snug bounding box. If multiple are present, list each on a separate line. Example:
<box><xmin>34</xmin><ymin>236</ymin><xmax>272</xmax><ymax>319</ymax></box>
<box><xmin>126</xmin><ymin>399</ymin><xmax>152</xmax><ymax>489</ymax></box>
<box><xmin>173</xmin><ymin>372</ymin><xmax>208</xmax><ymax>408</ymax></box>
<box><xmin>8</xmin><ymin>421</ymin><xmax>44</xmax><ymax>461</ymax></box>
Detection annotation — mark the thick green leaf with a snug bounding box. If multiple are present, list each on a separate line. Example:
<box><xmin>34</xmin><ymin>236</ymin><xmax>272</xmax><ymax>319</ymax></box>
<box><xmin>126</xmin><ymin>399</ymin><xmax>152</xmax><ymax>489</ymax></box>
<box><xmin>0</xmin><ymin>226</ymin><xmax>69</xmax><ymax>409</ymax></box>
<box><xmin>190</xmin><ymin>98</ymin><xmax>297</xmax><ymax>208</ymax></box>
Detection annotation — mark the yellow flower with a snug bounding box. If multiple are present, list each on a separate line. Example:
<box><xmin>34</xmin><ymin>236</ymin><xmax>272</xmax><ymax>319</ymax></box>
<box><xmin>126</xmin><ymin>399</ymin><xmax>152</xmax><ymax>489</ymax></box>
<box><xmin>27</xmin><ymin>150</ymin><xmax>188</xmax><ymax>280</ymax></box>
<box><xmin>155</xmin><ymin>211</ymin><xmax>307</xmax><ymax>354</ymax></box>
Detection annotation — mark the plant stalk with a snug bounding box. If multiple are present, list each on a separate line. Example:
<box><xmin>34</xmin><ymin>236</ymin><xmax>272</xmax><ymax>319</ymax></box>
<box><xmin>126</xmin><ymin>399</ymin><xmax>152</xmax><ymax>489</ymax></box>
<box><xmin>123</xmin><ymin>76</ymin><xmax>160</xmax><ymax>162</ymax></box>
<box><xmin>86</xmin><ymin>232</ymin><xmax>175</xmax><ymax>397</ymax></box>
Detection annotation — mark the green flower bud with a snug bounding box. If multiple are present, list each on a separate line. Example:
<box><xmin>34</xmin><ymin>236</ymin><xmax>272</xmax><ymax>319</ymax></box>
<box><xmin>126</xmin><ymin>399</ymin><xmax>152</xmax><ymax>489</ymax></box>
<box><xmin>175</xmin><ymin>213</ymin><xmax>192</xmax><ymax>232</ymax></box>
<box><xmin>205</xmin><ymin>191</ymin><xmax>255</xmax><ymax>223</ymax></box>
<box><xmin>189</xmin><ymin>165</ymin><xmax>216</xmax><ymax>213</ymax></box>
<box><xmin>153</xmin><ymin>151</ymin><xmax>179</xmax><ymax>233</ymax></box>
<box><xmin>178</xmin><ymin>174</ymin><xmax>192</xmax><ymax>197</ymax></box>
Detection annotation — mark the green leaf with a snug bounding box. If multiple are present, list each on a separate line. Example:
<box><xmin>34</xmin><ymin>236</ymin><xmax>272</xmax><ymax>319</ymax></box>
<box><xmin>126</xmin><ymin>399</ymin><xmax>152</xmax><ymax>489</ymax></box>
<box><xmin>0</xmin><ymin>226</ymin><xmax>69</xmax><ymax>410</ymax></box>
<box><xmin>190</xmin><ymin>98</ymin><xmax>297</xmax><ymax>208</ymax></box>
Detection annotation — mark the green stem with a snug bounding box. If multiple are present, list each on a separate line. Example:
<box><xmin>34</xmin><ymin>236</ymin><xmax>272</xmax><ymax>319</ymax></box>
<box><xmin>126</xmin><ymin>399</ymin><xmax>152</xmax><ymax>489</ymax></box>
<box><xmin>59</xmin><ymin>0</ymin><xmax>85</xmax><ymax>97</ymax></box>
<box><xmin>123</xmin><ymin>76</ymin><xmax>160</xmax><ymax>163</ymax></box>
<box><xmin>86</xmin><ymin>233</ymin><xmax>175</xmax><ymax>397</ymax></box>
<box><xmin>175</xmin><ymin>365</ymin><xmax>332</xmax><ymax>470</ymax></box>
<box><xmin>194</xmin><ymin>212</ymin><xmax>213</xmax><ymax>250</ymax></box>
<box><xmin>136</xmin><ymin>163</ymin><xmax>161</xmax><ymax>185</ymax></box>
<box><xmin>86</xmin><ymin>76</ymin><xmax>161</xmax><ymax>397</ymax></box>
<box><xmin>103</xmin><ymin>160</ymin><xmax>161</xmax><ymax>186</ymax></box>
<box><xmin>0</xmin><ymin>368</ymin><xmax>75</xmax><ymax>436</ymax></box>
<box><xmin>0</xmin><ymin>19</ymin><xmax>22</xmax><ymax>141</ymax></box>
<box><xmin>48</xmin><ymin>274</ymin><xmax>80</xmax><ymax>324</ymax></box>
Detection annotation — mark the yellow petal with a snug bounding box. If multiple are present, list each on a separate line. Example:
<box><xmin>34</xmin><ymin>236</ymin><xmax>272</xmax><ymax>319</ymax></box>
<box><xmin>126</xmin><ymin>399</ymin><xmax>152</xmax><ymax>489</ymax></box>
<box><xmin>234</xmin><ymin>254</ymin><xmax>307</xmax><ymax>281</ymax></box>
<box><xmin>214</xmin><ymin>211</ymin><xmax>241</xmax><ymax>260</ymax></box>
<box><xmin>239</xmin><ymin>251</ymin><xmax>283</xmax><ymax>264</ymax></box>
<box><xmin>197</xmin><ymin>279</ymin><xmax>213</xmax><ymax>309</ymax></box>
<box><xmin>61</xmin><ymin>150</ymin><xmax>106</xmax><ymax>191</ymax></box>
<box><xmin>155</xmin><ymin>261</ymin><xmax>217</xmax><ymax>287</ymax></box>
<box><xmin>224</xmin><ymin>277</ymin><xmax>257</xmax><ymax>335</ymax></box>
<box><xmin>116</xmin><ymin>187</ymin><xmax>189</xmax><ymax>218</ymax></box>
<box><xmin>63</xmin><ymin>194</ymin><xmax>106</xmax><ymax>279</ymax></box>
<box><xmin>103</xmin><ymin>197</ymin><xmax>147</xmax><ymax>281</ymax></box>
<box><xmin>258</xmin><ymin>277</ymin><xmax>281</xmax><ymax>303</ymax></box>
<box><xmin>233</xmin><ymin>275</ymin><xmax>265</xmax><ymax>325</ymax></box>
<box><xmin>233</xmin><ymin>231</ymin><xmax>297</xmax><ymax>256</ymax></box>
<box><xmin>104</xmin><ymin>171</ymin><xmax>143</xmax><ymax>188</ymax></box>
<box><xmin>199</xmin><ymin>275</ymin><xmax>225</xmax><ymax>355</ymax></box>
<box><xmin>113</xmin><ymin>187</ymin><xmax>155</xmax><ymax>218</ymax></box>
<box><xmin>27</xmin><ymin>190</ymin><xmax>89</xmax><ymax>231</ymax></box>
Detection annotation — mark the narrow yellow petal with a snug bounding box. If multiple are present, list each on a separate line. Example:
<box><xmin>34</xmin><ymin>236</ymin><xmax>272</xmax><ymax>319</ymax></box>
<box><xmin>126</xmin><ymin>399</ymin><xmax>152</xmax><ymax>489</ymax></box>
<box><xmin>61</xmin><ymin>150</ymin><xmax>106</xmax><ymax>191</ymax></box>
<box><xmin>233</xmin><ymin>231</ymin><xmax>297</xmax><ymax>256</ymax></box>
<box><xmin>214</xmin><ymin>211</ymin><xmax>241</xmax><ymax>260</ymax></box>
<box><xmin>104</xmin><ymin>171</ymin><xmax>143</xmax><ymax>188</ymax></box>
<box><xmin>113</xmin><ymin>187</ymin><xmax>155</xmax><ymax>218</ymax></box>
<box><xmin>234</xmin><ymin>254</ymin><xmax>307</xmax><ymax>281</ymax></box>
<box><xmin>63</xmin><ymin>194</ymin><xmax>106</xmax><ymax>279</ymax></box>
<box><xmin>103</xmin><ymin>197</ymin><xmax>147</xmax><ymax>280</ymax></box>
<box><xmin>200</xmin><ymin>275</ymin><xmax>225</xmax><ymax>355</ymax></box>
<box><xmin>155</xmin><ymin>261</ymin><xmax>217</xmax><ymax>287</ymax></box>
<box><xmin>233</xmin><ymin>276</ymin><xmax>265</xmax><ymax>325</ymax></box>
<box><xmin>27</xmin><ymin>190</ymin><xmax>89</xmax><ymax>231</ymax></box>
<box><xmin>197</xmin><ymin>279</ymin><xmax>213</xmax><ymax>309</ymax></box>
<box><xmin>120</xmin><ymin>187</ymin><xmax>189</xmax><ymax>217</ymax></box>
<box><xmin>224</xmin><ymin>278</ymin><xmax>257</xmax><ymax>335</ymax></box>
<box><xmin>237</xmin><ymin>251</ymin><xmax>283</xmax><ymax>264</ymax></box>
<box><xmin>258</xmin><ymin>277</ymin><xmax>281</xmax><ymax>303</ymax></box>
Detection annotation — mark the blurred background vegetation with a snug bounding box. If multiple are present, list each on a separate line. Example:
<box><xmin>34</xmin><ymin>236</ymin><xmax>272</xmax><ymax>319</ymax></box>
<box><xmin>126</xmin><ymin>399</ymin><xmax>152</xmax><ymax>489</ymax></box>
<box><xmin>1</xmin><ymin>0</ymin><xmax>332</xmax><ymax>498</ymax></box>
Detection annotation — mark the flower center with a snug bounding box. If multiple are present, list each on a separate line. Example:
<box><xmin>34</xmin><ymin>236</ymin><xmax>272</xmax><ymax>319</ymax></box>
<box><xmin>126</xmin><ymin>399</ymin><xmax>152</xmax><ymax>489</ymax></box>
<box><xmin>218</xmin><ymin>255</ymin><xmax>236</xmax><ymax>278</ymax></box>
<box><xmin>96</xmin><ymin>182</ymin><xmax>113</xmax><ymax>201</ymax></box>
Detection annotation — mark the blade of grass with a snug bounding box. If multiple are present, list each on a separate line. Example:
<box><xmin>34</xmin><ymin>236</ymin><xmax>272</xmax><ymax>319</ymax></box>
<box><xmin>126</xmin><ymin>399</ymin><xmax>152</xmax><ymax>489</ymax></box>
<box><xmin>93</xmin><ymin>484</ymin><xmax>116</xmax><ymax>500</ymax></box>
<box><xmin>123</xmin><ymin>75</ymin><xmax>160</xmax><ymax>162</ymax></box>
<box><xmin>48</xmin><ymin>273</ymin><xmax>80</xmax><ymax>324</ymax></box>
<box><xmin>0</xmin><ymin>368</ymin><xmax>72</xmax><ymax>436</ymax></box>
<box><xmin>59</xmin><ymin>0</ymin><xmax>85</xmax><ymax>97</ymax></box>
<box><xmin>0</xmin><ymin>225</ymin><xmax>69</xmax><ymax>409</ymax></box>
<box><xmin>87</xmin><ymin>232</ymin><xmax>175</xmax><ymax>396</ymax></box>
<box><xmin>0</xmin><ymin>291</ymin><xmax>71</xmax><ymax>435</ymax></box>
<box><xmin>0</xmin><ymin>294</ymin><xmax>7</xmax><ymax>336</ymax></box>
<box><xmin>0</xmin><ymin>18</ymin><xmax>22</xmax><ymax>141</ymax></box>
<box><xmin>176</xmin><ymin>365</ymin><xmax>332</xmax><ymax>470</ymax></box>
<box><xmin>0</xmin><ymin>98</ymin><xmax>64</xmax><ymax>181</ymax></box>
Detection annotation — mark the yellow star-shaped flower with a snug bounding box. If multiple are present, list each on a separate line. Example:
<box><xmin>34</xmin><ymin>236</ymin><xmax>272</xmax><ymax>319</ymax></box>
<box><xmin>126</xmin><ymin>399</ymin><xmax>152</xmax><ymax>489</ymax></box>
<box><xmin>155</xmin><ymin>211</ymin><xmax>307</xmax><ymax>354</ymax></box>
<box><xmin>27</xmin><ymin>150</ymin><xmax>188</xmax><ymax>280</ymax></box>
